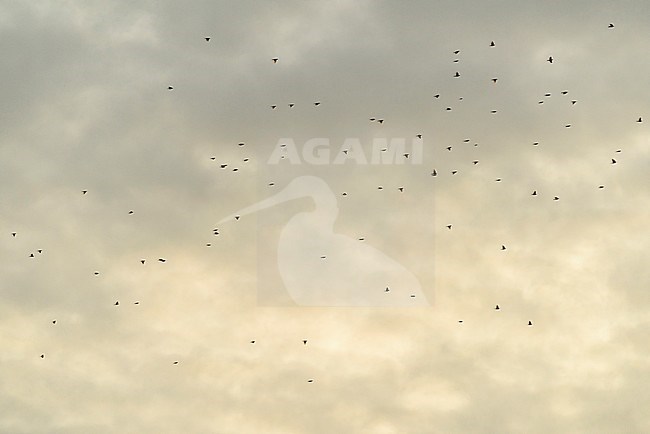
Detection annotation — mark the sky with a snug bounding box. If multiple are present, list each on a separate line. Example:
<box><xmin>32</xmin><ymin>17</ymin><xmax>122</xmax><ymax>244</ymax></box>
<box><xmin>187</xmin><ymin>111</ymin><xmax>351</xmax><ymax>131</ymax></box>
<box><xmin>0</xmin><ymin>0</ymin><xmax>649</xmax><ymax>432</ymax></box>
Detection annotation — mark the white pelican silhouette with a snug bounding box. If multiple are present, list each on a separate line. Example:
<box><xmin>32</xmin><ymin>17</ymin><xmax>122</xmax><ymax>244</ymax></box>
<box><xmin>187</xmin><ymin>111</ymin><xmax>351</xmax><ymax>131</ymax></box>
<box><xmin>219</xmin><ymin>176</ymin><xmax>428</xmax><ymax>306</ymax></box>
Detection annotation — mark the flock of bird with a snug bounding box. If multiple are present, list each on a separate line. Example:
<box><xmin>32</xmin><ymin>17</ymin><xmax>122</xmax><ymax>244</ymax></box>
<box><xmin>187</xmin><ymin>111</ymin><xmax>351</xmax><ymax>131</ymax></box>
<box><xmin>9</xmin><ymin>22</ymin><xmax>643</xmax><ymax>382</ymax></box>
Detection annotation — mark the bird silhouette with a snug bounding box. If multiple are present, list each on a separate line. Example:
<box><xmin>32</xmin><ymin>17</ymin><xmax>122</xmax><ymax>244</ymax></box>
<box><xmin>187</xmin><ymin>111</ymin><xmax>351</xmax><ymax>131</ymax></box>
<box><xmin>454</xmin><ymin>72</ymin><xmax>460</xmax><ymax>77</ymax></box>
<box><xmin>495</xmin><ymin>305</ymin><xmax>500</xmax><ymax>310</ymax></box>
<box><xmin>547</xmin><ymin>56</ymin><xmax>553</xmax><ymax>63</ymax></box>
<box><xmin>272</xmin><ymin>57</ymin><xmax>278</xmax><ymax>63</ymax></box>
<box><xmin>218</xmin><ymin>176</ymin><xmax>427</xmax><ymax>306</ymax></box>
<box><xmin>501</xmin><ymin>245</ymin><xmax>506</xmax><ymax>250</ymax></box>
<box><xmin>205</xmin><ymin>37</ymin><xmax>210</xmax><ymax>41</ymax></box>
<box><xmin>608</xmin><ymin>23</ymin><xmax>614</xmax><ymax>28</ymax></box>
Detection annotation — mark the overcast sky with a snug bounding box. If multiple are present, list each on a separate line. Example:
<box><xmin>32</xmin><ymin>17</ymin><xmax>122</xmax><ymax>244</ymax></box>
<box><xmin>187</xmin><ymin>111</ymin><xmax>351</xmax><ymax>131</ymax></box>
<box><xmin>1</xmin><ymin>1</ymin><xmax>649</xmax><ymax>433</ymax></box>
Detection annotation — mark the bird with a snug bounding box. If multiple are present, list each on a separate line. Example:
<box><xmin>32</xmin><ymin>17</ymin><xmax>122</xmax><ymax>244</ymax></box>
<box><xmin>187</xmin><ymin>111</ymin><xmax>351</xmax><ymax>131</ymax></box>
<box><xmin>495</xmin><ymin>305</ymin><xmax>500</xmax><ymax>310</ymax></box>
<box><xmin>416</xmin><ymin>134</ymin><xmax>422</xmax><ymax>139</ymax></box>
<box><xmin>501</xmin><ymin>245</ymin><xmax>506</xmax><ymax>250</ymax></box>
<box><xmin>52</xmin><ymin>320</ymin><xmax>56</xmax><ymax>324</ymax></box>
<box><xmin>598</xmin><ymin>185</ymin><xmax>605</xmax><ymax>189</ymax></box>
<box><xmin>167</xmin><ymin>86</ymin><xmax>173</xmax><ymax>90</ymax></box>
<box><xmin>11</xmin><ymin>232</ymin><xmax>16</xmax><ymax>237</ymax></box>
<box><xmin>40</xmin><ymin>354</ymin><xmax>44</xmax><ymax>358</ymax></box>
<box><xmin>454</xmin><ymin>72</ymin><xmax>460</xmax><ymax>77</ymax></box>
<box><xmin>29</xmin><ymin>253</ymin><xmax>34</xmax><ymax>258</ymax></box>
<box><xmin>205</xmin><ymin>37</ymin><xmax>210</xmax><ymax>41</ymax></box>
<box><xmin>82</xmin><ymin>190</ymin><xmax>87</xmax><ymax>194</ymax></box>
<box><xmin>571</xmin><ymin>100</ymin><xmax>577</xmax><ymax>105</ymax></box>
<box><xmin>250</xmin><ymin>340</ymin><xmax>255</xmax><ymax>344</ymax></box>
<box><xmin>561</xmin><ymin>91</ymin><xmax>568</xmax><ymax>95</ymax></box>
<box><xmin>158</xmin><ymin>258</ymin><xmax>166</xmax><ymax>262</ymax></box>
<box><xmin>451</xmin><ymin>170</ymin><xmax>458</xmax><ymax>175</ymax></box>
<box><xmin>495</xmin><ymin>178</ymin><xmax>502</xmax><ymax>182</ymax></box>
<box><xmin>272</xmin><ymin>57</ymin><xmax>278</xmax><ymax>63</ymax></box>
<box><xmin>491</xmin><ymin>110</ymin><xmax>497</xmax><ymax>113</ymax></box>
<box><xmin>128</xmin><ymin>210</ymin><xmax>134</xmax><ymax>215</ymax></box>
<box><xmin>473</xmin><ymin>160</ymin><xmax>479</xmax><ymax>165</ymax></box>
<box><xmin>532</xmin><ymin>190</ymin><xmax>537</xmax><ymax>196</ymax></box>
<box><xmin>608</xmin><ymin>23</ymin><xmax>614</xmax><ymax>28</ymax></box>
<box><xmin>565</xmin><ymin>124</ymin><xmax>571</xmax><ymax>128</ymax></box>
<box><xmin>490</xmin><ymin>41</ymin><xmax>495</xmax><ymax>46</ymax></box>
<box><xmin>434</xmin><ymin>94</ymin><xmax>440</xmax><ymax>98</ymax></box>
<box><xmin>528</xmin><ymin>321</ymin><xmax>533</xmax><ymax>326</ymax></box>
<box><xmin>114</xmin><ymin>301</ymin><xmax>119</xmax><ymax>306</ymax></box>
<box><xmin>94</xmin><ymin>271</ymin><xmax>99</xmax><ymax>275</ymax></box>
<box><xmin>134</xmin><ymin>301</ymin><xmax>140</xmax><ymax>305</ymax></box>
<box><xmin>547</xmin><ymin>56</ymin><xmax>553</xmax><ymax>63</ymax></box>
<box><xmin>288</xmin><ymin>103</ymin><xmax>294</xmax><ymax>108</ymax></box>
<box><xmin>140</xmin><ymin>260</ymin><xmax>145</xmax><ymax>264</ymax></box>
<box><xmin>446</xmin><ymin>146</ymin><xmax>452</xmax><ymax>151</ymax></box>
<box><xmin>173</xmin><ymin>361</ymin><xmax>179</xmax><ymax>365</ymax></box>
<box><xmin>533</xmin><ymin>142</ymin><xmax>539</xmax><ymax>146</ymax></box>
<box><xmin>303</xmin><ymin>340</ymin><xmax>308</xmax><ymax>345</ymax></box>
<box><xmin>307</xmin><ymin>379</ymin><xmax>314</xmax><ymax>383</ymax></box>
<box><xmin>553</xmin><ymin>196</ymin><xmax>559</xmax><ymax>201</ymax></box>
<box><xmin>271</xmin><ymin>105</ymin><xmax>277</xmax><ymax>109</ymax></box>
<box><xmin>385</xmin><ymin>287</ymin><xmax>390</xmax><ymax>292</ymax></box>
<box><xmin>545</xmin><ymin>93</ymin><xmax>551</xmax><ymax>97</ymax></box>
<box><xmin>314</xmin><ymin>101</ymin><xmax>321</xmax><ymax>106</ymax></box>
<box><xmin>431</xmin><ymin>169</ymin><xmax>437</xmax><ymax>176</ymax></box>
<box><xmin>453</xmin><ymin>50</ymin><xmax>460</xmax><ymax>54</ymax></box>
<box><xmin>238</xmin><ymin>142</ymin><xmax>245</xmax><ymax>147</ymax></box>
<box><xmin>637</xmin><ymin>117</ymin><xmax>643</xmax><ymax>123</ymax></box>
<box><xmin>37</xmin><ymin>249</ymin><xmax>43</xmax><ymax>253</ymax></box>
<box><xmin>446</xmin><ymin>225</ymin><xmax>452</xmax><ymax>230</ymax></box>
<box><xmin>611</xmin><ymin>159</ymin><xmax>617</xmax><ymax>164</ymax></box>
<box><xmin>398</xmin><ymin>187</ymin><xmax>404</xmax><ymax>192</ymax></box>
<box><xmin>492</xmin><ymin>78</ymin><xmax>498</xmax><ymax>83</ymax></box>
<box><xmin>377</xmin><ymin>119</ymin><xmax>384</xmax><ymax>124</ymax></box>
<box><xmin>220</xmin><ymin>164</ymin><xmax>228</xmax><ymax>168</ymax></box>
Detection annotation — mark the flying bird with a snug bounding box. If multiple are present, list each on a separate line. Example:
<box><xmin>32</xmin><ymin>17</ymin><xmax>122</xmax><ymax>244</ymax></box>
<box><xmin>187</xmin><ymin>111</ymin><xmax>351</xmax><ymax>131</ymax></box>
<box><xmin>158</xmin><ymin>258</ymin><xmax>166</xmax><ymax>262</ymax></box>
<box><xmin>490</xmin><ymin>41</ymin><xmax>495</xmax><ymax>46</ymax></box>
<box><xmin>168</xmin><ymin>86</ymin><xmax>173</xmax><ymax>90</ymax></box>
<box><xmin>637</xmin><ymin>117</ymin><xmax>643</xmax><ymax>123</ymax></box>
<box><xmin>501</xmin><ymin>245</ymin><xmax>506</xmax><ymax>250</ymax></box>
<box><xmin>608</xmin><ymin>23</ymin><xmax>614</xmax><ymax>28</ymax></box>
<box><xmin>431</xmin><ymin>169</ymin><xmax>437</xmax><ymax>176</ymax></box>
<box><xmin>547</xmin><ymin>56</ymin><xmax>553</xmax><ymax>63</ymax></box>
<box><xmin>611</xmin><ymin>159</ymin><xmax>617</xmax><ymax>164</ymax></box>
<box><xmin>272</xmin><ymin>57</ymin><xmax>278</xmax><ymax>63</ymax></box>
<box><xmin>495</xmin><ymin>305</ymin><xmax>500</xmax><ymax>310</ymax></box>
<box><xmin>82</xmin><ymin>190</ymin><xmax>87</xmax><ymax>194</ymax></box>
<box><xmin>303</xmin><ymin>340</ymin><xmax>308</xmax><ymax>345</ymax></box>
<box><xmin>454</xmin><ymin>72</ymin><xmax>460</xmax><ymax>77</ymax></box>
<box><xmin>314</xmin><ymin>101</ymin><xmax>321</xmax><ymax>106</ymax></box>
<box><xmin>532</xmin><ymin>190</ymin><xmax>537</xmax><ymax>196</ymax></box>
<box><xmin>528</xmin><ymin>321</ymin><xmax>533</xmax><ymax>326</ymax></box>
